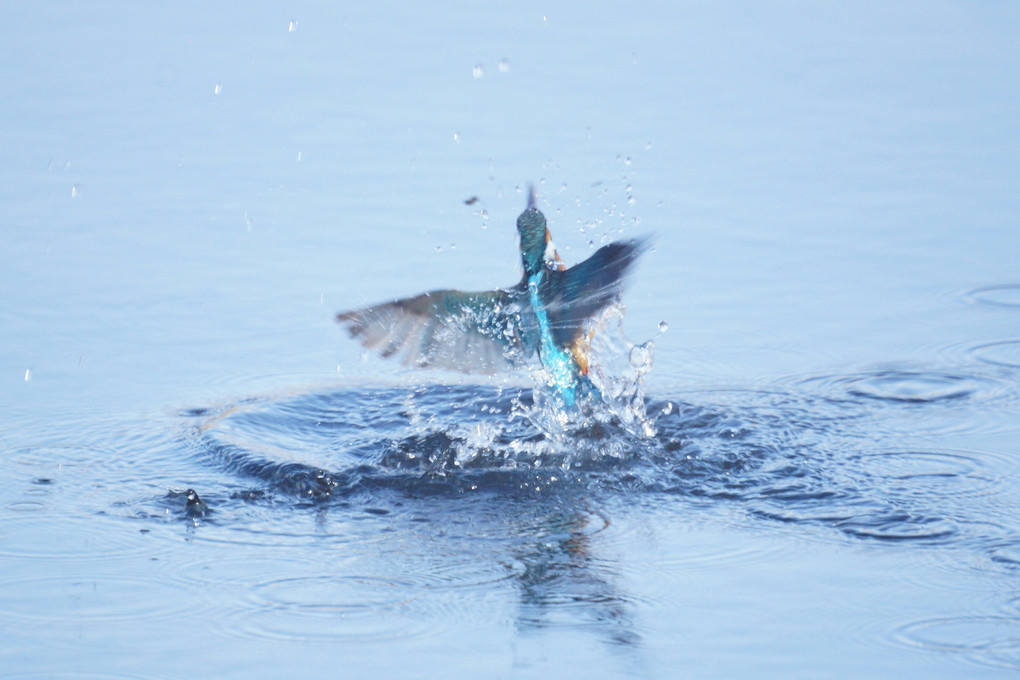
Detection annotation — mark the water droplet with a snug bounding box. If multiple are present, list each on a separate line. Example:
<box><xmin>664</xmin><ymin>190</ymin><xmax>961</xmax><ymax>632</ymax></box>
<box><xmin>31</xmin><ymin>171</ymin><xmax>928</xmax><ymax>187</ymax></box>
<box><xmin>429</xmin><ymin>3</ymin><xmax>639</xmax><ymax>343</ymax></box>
<box><xmin>70</xmin><ymin>184</ymin><xmax>80</xmax><ymax>199</ymax></box>
<box><xmin>450</xmin><ymin>243</ymin><xmax>456</xmax><ymax>250</ymax></box>
<box><xmin>498</xmin><ymin>58</ymin><xmax>511</xmax><ymax>72</ymax></box>
<box><xmin>24</xmin><ymin>369</ymin><xmax>32</xmax><ymax>382</ymax></box>
<box><xmin>658</xmin><ymin>320</ymin><xmax>668</xmax><ymax>333</ymax></box>
<box><xmin>213</xmin><ymin>83</ymin><xmax>222</xmax><ymax>95</ymax></box>
<box><xmin>628</xmin><ymin>341</ymin><xmax>654</xmax><ymax>373</ymax></box>
<box><xmin>645</xmin><ymin>141</ymin><xmax>652</xmax><ymax>150</ymax></box>
<box><xmin>661</xmin><ymin>401</ymin><xmax>674</xmax><ymax>415</ymax></box>
<box><xmin>624</xmin><ymin>156</ymin><xmax>632</xmax><ymax>166</ymax></box>
<box><xmin>288</xmin><ymin>20</ymin><xmax>298</xmax><ymax>32</ymax></box>
<box><xmin>435</xmin><ymin>245</ymin><xmax>442</xmax><ymax>253</ymax></box>
<box><xmin>472</xmin><ymin>64</ymin><xmax>484</xmax><ymax>78</ymax></box>
<box><xmin>453</xmin><ymin>132</ymin><xmax>460</xmax><ymax>142</ymax></box>
<box><xmin>296</xmin><ymin>151</ymin><xmax>302</xmax><ymax>161</ymax></box>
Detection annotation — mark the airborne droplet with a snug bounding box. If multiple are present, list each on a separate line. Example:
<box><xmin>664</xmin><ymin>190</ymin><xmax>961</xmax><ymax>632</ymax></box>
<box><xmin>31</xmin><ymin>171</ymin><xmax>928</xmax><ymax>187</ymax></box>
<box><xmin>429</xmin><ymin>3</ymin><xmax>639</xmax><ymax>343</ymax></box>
<box><xmin>628</xmin><ymin>341</ymin><xmax>654</xmax><ymax>374</ymax></box>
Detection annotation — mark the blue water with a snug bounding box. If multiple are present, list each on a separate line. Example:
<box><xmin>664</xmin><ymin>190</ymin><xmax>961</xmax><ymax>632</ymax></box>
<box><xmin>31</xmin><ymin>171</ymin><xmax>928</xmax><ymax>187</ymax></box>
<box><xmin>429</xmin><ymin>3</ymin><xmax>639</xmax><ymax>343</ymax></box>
<box><xmin>3</xmin><ymin>2</ymin><xmax>1020</xmax><ymax>678</ymax></box>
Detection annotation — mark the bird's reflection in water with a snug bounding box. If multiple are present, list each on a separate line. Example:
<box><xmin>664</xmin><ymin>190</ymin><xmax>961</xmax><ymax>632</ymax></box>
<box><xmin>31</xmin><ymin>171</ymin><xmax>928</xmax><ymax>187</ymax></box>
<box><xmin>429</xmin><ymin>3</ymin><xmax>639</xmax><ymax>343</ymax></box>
<box><xmin>509</xmin><ymin>506</ymin><xmax>642</xmax><ymax>651</ymax></box>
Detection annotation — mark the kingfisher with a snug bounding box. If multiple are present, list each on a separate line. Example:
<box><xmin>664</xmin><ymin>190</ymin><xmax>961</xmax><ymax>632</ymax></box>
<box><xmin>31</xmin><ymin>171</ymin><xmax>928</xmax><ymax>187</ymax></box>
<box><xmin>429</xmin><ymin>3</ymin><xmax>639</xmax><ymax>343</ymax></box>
<box><xmin>336</xmin><ymin>189</ymin><xmax>647</xmax><ymax>406</ymax></box>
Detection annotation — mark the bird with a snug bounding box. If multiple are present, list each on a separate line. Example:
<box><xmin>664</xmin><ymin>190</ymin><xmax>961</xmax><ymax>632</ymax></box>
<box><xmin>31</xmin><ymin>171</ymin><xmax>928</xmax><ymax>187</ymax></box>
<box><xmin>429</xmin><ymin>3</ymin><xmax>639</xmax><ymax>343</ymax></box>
<box><xmin>336</xmin><ymin>189</ymin><xmax>648</xmax><ymax>406</ymax></box>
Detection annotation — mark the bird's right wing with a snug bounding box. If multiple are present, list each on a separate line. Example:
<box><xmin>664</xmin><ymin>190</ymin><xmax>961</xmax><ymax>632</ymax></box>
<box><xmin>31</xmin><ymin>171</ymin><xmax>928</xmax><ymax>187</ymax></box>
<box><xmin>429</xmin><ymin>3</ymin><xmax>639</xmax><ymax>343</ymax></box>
<box><xmin>336</xmin><ymin>288</ymin><xmax>536</xmax><ymax>375</ymax></box>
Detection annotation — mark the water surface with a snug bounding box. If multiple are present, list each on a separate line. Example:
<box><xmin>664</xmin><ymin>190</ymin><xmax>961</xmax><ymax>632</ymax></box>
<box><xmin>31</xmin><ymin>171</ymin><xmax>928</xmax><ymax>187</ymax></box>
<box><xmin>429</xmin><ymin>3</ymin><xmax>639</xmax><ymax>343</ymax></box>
<box><xmin>2</xmin><ymin>2</ymin><xmax>1020</xmax><ymax>678</ymax></box>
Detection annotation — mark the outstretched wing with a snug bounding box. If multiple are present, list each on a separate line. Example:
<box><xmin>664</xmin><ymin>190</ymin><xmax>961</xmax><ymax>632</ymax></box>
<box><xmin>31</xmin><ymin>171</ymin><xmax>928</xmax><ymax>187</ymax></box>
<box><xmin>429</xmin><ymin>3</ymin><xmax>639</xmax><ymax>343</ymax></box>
<box><xmin>542</xmin><ymin>237</ymin><xmax>650</xmax><ymax>348</ymax></box>
<box><xmin>336</xmin><ymin>288</ymin><xmax>536</xmax><ymax>374</ymax></box>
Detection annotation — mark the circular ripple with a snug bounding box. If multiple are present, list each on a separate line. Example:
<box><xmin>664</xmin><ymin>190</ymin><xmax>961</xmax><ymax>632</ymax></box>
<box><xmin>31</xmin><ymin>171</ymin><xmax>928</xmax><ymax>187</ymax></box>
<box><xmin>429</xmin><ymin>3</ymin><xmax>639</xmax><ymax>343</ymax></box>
<box><xmin>898</xmin><ymin>616</ymin><xmax>1020</xmax><ymax>670</ymax></box>
<box><xmin>6</xmin><ymin>445</ymin><xmax>115</xmax><ymax>471</ymax></box>
<box><xmin>965</xmin><ymin>284</ymin><xmax>1020</xmax><ymax>308</ymax></box>
<box><xmin>0</xmin><ymin>572</ymin><xmax>198</xmax><ymax>624</ymax></box>
<box><xmin>256</xmin><ymin>574</ymin><xmax>418</xmax><ymax>611</ymax></box>
<box><xmin>972</xmin><ymin>340</ymin><xmax>1020</xmax><ymax>369</ymax></box>
<box><xmin>4</xmin><ymin>500</ymin><xmax>47</xmax><ymax>512</ymax></box>
<box><xmin>838</xmin><ymin>514</ymin><xmax>958</xmax><ymax>542</ymax></box>
<box><xmin>166</xmin><ymin>553</ymin><xmax>321</xmax><ymax>587</ymax></box>
<box><xmin>845</xmin><ymin>370</ymin><xmax>981</xmax><ymax>403</ymax></box>
<box><xmin>848</xmin><ymin>450</ymin><xmax>998</xmax><ymax>500</ymax></box>
<box><xmin>5</xmin><ymin>673</ymin><xmax>163</xmax><ymax>680</ymax></box>
<box><xmin>0</xmin><ymin>513</ymin><xmax>152</xmax><ymax>562</ymax></box>
<box><xmin>989</xmin><ymin>538</ymin><xmax>1020</xmax><ymax>568</ymax></box>
<box><xmin>227</xmin><ymin>574</ymin><xmax>439</xmax><ymax>644</ymax></box>
<box><xmin>793</xmin><ymin>369</ymin><xmax>1001</xmax><ymax>407</ymax></box>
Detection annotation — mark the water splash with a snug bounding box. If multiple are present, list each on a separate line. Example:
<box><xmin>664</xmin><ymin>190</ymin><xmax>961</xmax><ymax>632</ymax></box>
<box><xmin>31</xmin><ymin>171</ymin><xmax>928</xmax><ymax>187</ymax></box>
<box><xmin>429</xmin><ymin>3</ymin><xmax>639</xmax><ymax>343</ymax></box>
<box><xmin>509</xmin><ymin>304</ymin><xmax>656</xmax><ymax>459</ymax></box>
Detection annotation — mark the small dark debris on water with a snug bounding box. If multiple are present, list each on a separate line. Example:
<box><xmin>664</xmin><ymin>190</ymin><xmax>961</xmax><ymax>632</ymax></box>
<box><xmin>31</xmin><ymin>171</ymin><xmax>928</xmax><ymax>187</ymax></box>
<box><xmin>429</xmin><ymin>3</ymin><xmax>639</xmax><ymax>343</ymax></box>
<box><xmin>464</xmin><ymin>196</ymin><xmax>479</xmax><ymax>205</ymax></box>
<box><xmin>185</xmin><ymin>489</ymin><xmax>209</xmax><ymax>517</ymax></box>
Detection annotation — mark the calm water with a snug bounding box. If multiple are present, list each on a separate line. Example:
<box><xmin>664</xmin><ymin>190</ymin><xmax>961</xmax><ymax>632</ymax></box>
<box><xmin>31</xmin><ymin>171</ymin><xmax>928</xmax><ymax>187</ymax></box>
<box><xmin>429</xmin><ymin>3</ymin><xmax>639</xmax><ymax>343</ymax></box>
<box><xmin>3</xmin><ymin>2</ymin><xmax>1020</xmax><ymax>678</ymax></box>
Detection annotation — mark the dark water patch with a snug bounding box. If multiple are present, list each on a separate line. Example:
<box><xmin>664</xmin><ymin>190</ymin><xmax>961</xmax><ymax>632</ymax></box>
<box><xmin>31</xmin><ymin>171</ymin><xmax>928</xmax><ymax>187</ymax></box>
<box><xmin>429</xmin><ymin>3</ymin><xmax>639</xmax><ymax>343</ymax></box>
<box><xmin>180</xmin><ymin>381</ymin><xmax>1011</xmax><ymax>552</ymax></box>
<box><xmin>964</xmin><ymin>284</ymin><xmax>1020</xmax><ymax>309</ymax></box>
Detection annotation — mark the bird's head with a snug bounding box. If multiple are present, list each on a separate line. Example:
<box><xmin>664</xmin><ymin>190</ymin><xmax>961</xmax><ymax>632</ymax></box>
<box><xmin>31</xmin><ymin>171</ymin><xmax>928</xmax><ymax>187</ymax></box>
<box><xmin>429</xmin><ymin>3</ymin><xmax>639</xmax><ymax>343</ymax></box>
<box><xmin>516</xmin><ymin>188</ymin><xmax>551</xmax><ymax>276</ymax></box>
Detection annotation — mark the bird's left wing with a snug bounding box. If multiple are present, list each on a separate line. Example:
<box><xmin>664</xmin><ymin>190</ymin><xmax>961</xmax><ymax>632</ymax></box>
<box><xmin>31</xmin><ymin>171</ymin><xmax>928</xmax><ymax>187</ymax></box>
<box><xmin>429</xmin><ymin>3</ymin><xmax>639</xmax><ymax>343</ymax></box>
<box><xmin>336</xmin><ymin>288</ymin><xmax>535</xmax><ymax>374</ymax></box>
<box><xmin>540</xmin><ymin>237</ymin><xmax>650</xmax><ymax>348</ymax></box>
